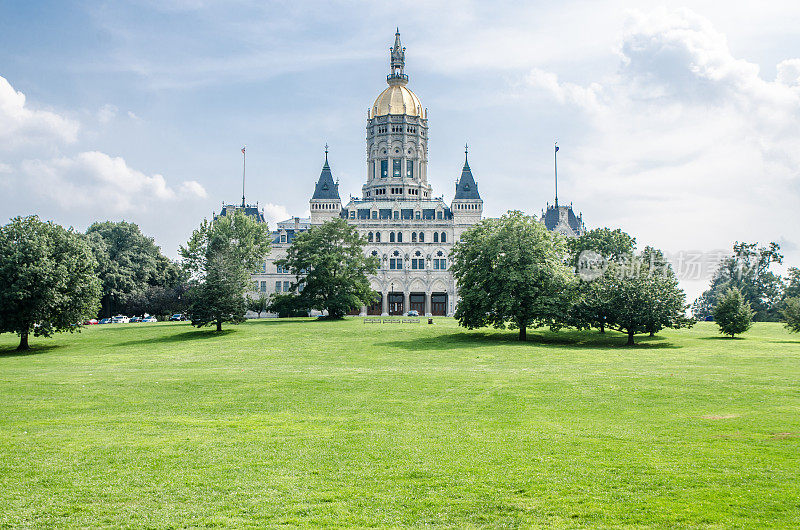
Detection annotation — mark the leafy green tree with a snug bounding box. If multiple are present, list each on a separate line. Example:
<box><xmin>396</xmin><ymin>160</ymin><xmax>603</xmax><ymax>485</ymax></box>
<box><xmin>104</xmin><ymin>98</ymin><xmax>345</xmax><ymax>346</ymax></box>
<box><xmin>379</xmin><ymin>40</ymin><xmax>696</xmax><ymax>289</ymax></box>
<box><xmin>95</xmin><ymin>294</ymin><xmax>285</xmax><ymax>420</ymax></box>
<box><xmin>0</xmin><ymin>216</ymin><xmax>101</xmax><ymax>350</ymax></box>
<box><xmin>181</xmin><ymin>211</ymin><xmax>271</xmax><ymax>331</ymax></box>
<box><xmin>781</xmin><ymin>297</ymin><xmax>800</xmax><ymax>334</ymax></box>
<box><xmin>569</xmin><ymin>227</ymin><xmax>637</xmax><ymax>333</ymax></box>
<box><xmin>713</xmin><ymin>287</ymin><xmax>753</xmax><ymax>338</ymax></box>
<box><xmin>567</xmin><ymin>227</ymin><xmax>636</xmax><ymax>269</ymax></box>
<box><xmin>450</xmin><ymin>211</ymin><xmax>575</xmax><ymax>341</ymax></box>
<box><xmin>696</xmin><ymin>242</ymin><xmax>784</xmax><ymax>321</ymax></box>
<box><xmin>124</xmin><ymin>284</ymin><xmax>188</xmax><ymax>320</ymax></box>
<box><xmin>86</xmin><ymin>221</ymin><xmax>183</xmax><ymax>317</ymax></box>
<box><xmin>267</xmin><ymin>293</ymin><xmax>309</xmax><ymax>318</ymax></box>
<box><xmin>784</xmin><ymin>267</ymin><xmax>800</xmax><ymax>301</ymax></box>
<box><xmin>276</xmin><ymin>218</ymin><xmax>378</xmax><ymax>319</ymax></box>
<box><xmin>601</xmin><ymin>253</ymin><xmax>692</xmax><ymax>345</ymax></box>
<box><xmin>246</xmin><ymin>293</ymin><xmax>270</xmax><ymax>318</ymax></box>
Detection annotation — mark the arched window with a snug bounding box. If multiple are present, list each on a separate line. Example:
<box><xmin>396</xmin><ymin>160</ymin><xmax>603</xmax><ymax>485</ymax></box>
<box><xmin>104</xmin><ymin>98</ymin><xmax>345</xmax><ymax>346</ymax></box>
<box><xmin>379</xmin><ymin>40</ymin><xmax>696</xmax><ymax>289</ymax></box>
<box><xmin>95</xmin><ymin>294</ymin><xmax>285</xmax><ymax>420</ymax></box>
<box><xmin>375</xmin><ymin>232</ymin><xmax>381</xmax><ymax>243</ymax></box>
<box><xmin>441</xmin><ymin>232</ymin><xmax>447</xmax><ymax>243</ymax></box>
<box><xmin>419</xmin><ymin>232</ymin><xmax>425</xmax><ymax>243</ymax></box>
<box><xmin>411</xmin><ymin>232</ymin><xmax>417</xmax><ymax>243</ymax></box>
<box><xmin>412</xmin><ymin>250</ymin><xmax>424</xmax><ymax>270</ymax></box>
<box><xmin>398</xmin><ymin>232</ymin><xmax>403</xmax><ymax>243</ymax></box>
<box><xmin>433</xmin><ymin>232</ymin><xmax>439</xmax><ymax>243</ymax></box>
<box><xmin>390</xmin><ymin>232</ymin><xmax>395</xmax><ymax>243</ymax></box>
<box><xmin>368</xmin><ymin>232</ymin><xmax>373</xmax><ymax>242</ymax></box>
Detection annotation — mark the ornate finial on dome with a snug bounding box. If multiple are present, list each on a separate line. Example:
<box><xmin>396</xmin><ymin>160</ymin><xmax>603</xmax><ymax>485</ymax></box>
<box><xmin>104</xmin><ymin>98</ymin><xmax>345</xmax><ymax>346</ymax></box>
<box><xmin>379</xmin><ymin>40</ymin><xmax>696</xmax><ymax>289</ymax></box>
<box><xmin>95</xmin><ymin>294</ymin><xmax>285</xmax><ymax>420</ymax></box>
<box><xmin>388</xmin><ymin>29</ymin><xmax>408</xmax><ymax>86</ymax></box>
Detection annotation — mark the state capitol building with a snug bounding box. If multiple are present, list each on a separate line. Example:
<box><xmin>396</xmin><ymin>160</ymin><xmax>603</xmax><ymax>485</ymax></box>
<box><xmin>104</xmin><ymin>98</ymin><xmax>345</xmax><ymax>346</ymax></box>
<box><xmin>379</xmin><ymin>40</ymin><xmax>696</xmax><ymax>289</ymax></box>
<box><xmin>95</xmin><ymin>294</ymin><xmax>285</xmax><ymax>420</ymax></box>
<box><xmin>220</xmin><ymin>31</ymin><xmax>586</xmax><ymax>317</ymax></box>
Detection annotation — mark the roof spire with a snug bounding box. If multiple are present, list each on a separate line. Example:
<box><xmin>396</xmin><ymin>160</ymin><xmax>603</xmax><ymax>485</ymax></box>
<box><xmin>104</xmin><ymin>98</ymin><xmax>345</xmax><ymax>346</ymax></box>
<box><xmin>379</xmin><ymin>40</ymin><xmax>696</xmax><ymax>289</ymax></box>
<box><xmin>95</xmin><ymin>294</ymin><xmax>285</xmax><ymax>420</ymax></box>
<box><xmin>324</xmin><ymin>142</ymin><xmax>329</xmax><ymax>165</ymax></box>
<box><xmin>388</xmin><ymin>28</ymin><xmax>407</xmax><ymax>86</ymax></box>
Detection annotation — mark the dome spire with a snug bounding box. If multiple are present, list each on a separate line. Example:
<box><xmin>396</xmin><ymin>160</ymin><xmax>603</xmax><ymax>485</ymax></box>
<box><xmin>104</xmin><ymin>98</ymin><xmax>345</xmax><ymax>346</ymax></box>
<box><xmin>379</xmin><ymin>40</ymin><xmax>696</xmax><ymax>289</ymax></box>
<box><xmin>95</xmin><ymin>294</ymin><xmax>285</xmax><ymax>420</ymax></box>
<box><xmin>388</xmin><ymin>28</ymin><xmax>407</xmax><ymax>86</ymax></box>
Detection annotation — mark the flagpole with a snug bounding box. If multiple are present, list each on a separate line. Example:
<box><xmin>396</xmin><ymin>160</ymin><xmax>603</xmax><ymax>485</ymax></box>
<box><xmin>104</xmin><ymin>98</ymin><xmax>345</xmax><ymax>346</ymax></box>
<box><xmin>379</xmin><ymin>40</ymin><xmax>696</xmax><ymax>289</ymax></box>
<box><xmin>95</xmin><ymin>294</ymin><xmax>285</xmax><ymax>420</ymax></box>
<box><xmin>241</xmin><ymin>146</ymin><xmax>246</xmax><ymax>207</ymax></box>
<box><xmin>554</xmin><ymin>141</ymin><xmax>558</xmax><ymax>207</ymax></box>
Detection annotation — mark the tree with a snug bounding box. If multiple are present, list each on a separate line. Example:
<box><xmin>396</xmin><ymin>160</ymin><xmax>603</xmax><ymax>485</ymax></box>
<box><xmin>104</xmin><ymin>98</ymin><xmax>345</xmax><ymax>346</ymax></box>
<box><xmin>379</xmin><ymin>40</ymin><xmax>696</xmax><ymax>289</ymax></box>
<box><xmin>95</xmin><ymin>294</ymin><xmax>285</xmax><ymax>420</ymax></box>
<box><xmin>0</xmin><ymin>216</ymin><xmax>101</xmax><ymax>350</ymax></box>
<box><xmin>784</xmin><ymin>267</ymin><xmax>800</xmax><ymax>301</ymax></box>
<box><xmin>567</xmin><ymin>227</ymin><xmax>636</xmax><ymax>269</ymax></box>
<box><xmin>123</xmin><ymin>283</ymin><xmax>188</xmax><ymax>320</ymax></box>
<box><xmin>601</xmin><ymin>253</ymin><xmax>692</xmax><ymax>345</ymax></box>
<box><xmin>781</xmin><ymin>297</ymin><xmax>800</xmax><ymax>334</ymax></box>
<box><xmin>181</xmin><ymin>211</ymin><xmax>271</xmax><ymax>331</ymax></box>
<box><xmin>276</xmin><ymin>218</ymin><xmax>378</xmax><ymax>319</ymax></box>
<box><xmin>86</xmin><ymin>221</ymin><xmax>183</xmax><ymax>317</ymax></box>
<box><xmin>569</xmin><ymin>227</ymin><xmax>637</xmax><ymax>333</ymax></box>
<box><xmin>713</xmin><ymin>287</ymin><xmax>753</xmax><ymax>338</ymax></box>
<box><xmin>450</xmin><ymin>211</ymin><xmax>575</xmax><ymax>341</ymax></box>
<box><xmin>185</xmin><ymin>253</ymin><xmax>250</xmax><ymax>331</ymax></box>
<box><xmin>696</xmin><ymin>242</ymin><xmax>784</xmax><ymax>321</ymax></box>
<box><xmin>246</xmin><ymin>293</ymin><xmax>270</xmax><ymax>318</ymax></box>
<box><xmin>267</xmin><ymin>293</ymin><xmax>309</xmax><ymax>318</ymax></box>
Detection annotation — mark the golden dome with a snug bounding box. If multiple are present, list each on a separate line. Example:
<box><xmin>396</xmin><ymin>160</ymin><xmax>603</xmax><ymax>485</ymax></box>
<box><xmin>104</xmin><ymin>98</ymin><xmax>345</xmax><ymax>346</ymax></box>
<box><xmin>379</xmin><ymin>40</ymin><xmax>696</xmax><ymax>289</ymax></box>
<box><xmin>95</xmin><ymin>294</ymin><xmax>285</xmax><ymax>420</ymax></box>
<box><xmin>370</xmin><ymin>85</ymin><xmax>425</xmax><ymax>119</ymax></box>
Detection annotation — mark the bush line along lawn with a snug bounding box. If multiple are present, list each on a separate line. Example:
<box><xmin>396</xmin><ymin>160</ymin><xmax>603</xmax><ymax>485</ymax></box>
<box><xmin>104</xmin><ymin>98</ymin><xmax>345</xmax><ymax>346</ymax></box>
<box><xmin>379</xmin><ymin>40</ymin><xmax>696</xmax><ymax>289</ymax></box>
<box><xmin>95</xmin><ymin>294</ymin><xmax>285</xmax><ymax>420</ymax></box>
<box><xmin>1</xmin><ymin>319</ymin><xmax>798</xmax><ymax>527</ymax></box>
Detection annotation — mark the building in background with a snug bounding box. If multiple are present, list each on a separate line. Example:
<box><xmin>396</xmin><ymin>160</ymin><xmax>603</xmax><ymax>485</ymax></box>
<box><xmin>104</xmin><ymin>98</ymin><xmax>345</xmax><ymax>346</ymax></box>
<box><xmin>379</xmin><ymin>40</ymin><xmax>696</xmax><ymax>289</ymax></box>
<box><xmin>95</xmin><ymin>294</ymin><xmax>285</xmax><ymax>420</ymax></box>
<box><xmin>244</xmin><ymin>30</ymin><xmax>585</xmax><ymax>316</ymax></box>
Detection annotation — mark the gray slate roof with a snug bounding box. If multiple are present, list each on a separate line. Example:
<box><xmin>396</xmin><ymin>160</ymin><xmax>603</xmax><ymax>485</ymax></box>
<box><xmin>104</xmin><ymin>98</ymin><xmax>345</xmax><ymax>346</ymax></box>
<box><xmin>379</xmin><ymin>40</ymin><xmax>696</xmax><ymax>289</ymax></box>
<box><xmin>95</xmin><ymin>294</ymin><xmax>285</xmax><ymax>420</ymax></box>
<box><xmin>543</xmin><ymin>204</ymin><xmax>582</xmax><ymax>232</ymax></box>
<box><xmin>453</xmin><ymin>160</ymin><xmax>481</xmax><ymax>200</ymax></box>
<box><xmin>312</xmin><ymin>157</ymin><xmax>340</xmax><ymax>200</ymax></box>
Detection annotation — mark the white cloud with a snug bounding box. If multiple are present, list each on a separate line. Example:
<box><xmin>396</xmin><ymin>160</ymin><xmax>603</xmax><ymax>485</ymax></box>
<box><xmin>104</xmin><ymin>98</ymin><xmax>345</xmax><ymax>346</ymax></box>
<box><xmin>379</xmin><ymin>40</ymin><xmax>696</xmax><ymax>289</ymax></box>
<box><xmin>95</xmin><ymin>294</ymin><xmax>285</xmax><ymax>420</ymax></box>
<box><xmin>0</xmin><ymin>75</ymin><xmax>79</xmax><ymax>150</ymax></box>
<box><xmin>97</xmin><ymin>104</ymin><xmax>118</xmax><ymax>124</ymax></box>
<box><xmin>523</xmin><ymin>7</ymin><xmax>800</xmax><ymax>297</ymax></box>
<box><xmin>18</xmin><ymin>151</ymin><xmax>207</xmax><ymax>213</ymax></box>
<box><xmin>261</xmin><ymin>202</ymin><xmax>290</xmax><ymax>226</ymax></box>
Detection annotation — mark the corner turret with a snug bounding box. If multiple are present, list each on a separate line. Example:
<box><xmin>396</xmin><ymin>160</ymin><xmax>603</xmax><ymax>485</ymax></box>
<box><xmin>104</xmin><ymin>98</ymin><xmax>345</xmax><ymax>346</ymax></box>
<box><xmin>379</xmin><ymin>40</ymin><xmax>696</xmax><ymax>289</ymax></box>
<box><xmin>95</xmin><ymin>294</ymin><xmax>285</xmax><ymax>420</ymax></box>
<box><xmin>310</xmin><ymin>145</ymin><xmax>342</xmax><ymax>223</ymax></box>
<box><xmin>451</xmin><ymin>144</ymin><xmax>483</xmax><ymax>222</ymax></box>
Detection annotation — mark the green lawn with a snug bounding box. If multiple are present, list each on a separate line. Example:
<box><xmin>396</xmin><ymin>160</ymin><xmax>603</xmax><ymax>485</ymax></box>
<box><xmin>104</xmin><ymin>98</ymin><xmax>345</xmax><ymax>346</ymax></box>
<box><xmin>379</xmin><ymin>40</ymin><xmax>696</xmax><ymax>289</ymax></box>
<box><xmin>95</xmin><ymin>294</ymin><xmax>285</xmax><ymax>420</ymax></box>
<box><xmin>1</xmin><ymin>319</ymin><xmax>798</xmax><ymax>527</ymax></box>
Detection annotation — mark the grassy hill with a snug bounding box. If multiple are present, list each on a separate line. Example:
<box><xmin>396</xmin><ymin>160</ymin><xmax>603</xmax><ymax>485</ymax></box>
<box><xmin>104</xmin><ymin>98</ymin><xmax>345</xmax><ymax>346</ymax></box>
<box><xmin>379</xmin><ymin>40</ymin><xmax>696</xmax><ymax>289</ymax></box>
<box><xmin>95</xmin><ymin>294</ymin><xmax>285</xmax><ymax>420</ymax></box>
<box><xmin>1</xmin><ymin>319</ymin><xmax>798</xmax><ymax>527</ymax></box>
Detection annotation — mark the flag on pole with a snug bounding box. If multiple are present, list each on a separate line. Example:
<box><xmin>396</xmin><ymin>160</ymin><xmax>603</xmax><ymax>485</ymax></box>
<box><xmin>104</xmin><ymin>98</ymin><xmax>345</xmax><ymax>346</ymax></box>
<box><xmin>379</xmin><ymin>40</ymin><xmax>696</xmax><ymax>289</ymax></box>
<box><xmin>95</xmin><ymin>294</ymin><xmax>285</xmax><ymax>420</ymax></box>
<box><xmin>241</xmin><ymin>146</ymin><xmax>246</xmax><ymax>154</ymax></box>
<box><xmin>555</xmin><ymin>145</ymin><xmax>559</xmax><ymax>152</ymax></box>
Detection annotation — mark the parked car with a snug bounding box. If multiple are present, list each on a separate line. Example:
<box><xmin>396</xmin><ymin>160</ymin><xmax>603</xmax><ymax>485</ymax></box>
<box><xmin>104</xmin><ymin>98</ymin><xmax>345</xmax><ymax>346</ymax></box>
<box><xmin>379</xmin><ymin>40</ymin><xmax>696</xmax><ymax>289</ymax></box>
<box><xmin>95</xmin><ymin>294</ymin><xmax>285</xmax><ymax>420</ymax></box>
<box><xmin>99</xmin><ymin>318</ymin><xmax>112</xmax><ymax>324</ymax></box>
<box><xmin>83</xmin><ymin>319</ymin><xmax>99</xmax><ymax>325</ymax></box>
<box><xmin>111</xmin><ymin>315</ymin><xmax>130</xmax><ymax>323</ymax></box>
<box><xmin>169</xmin><ymin>313</ymin><xmax>185</xmax><ymax>321</ymax></box>
<box><xmin>142</xmin><ymin>316</ymin><xmax>157</xmax><ymax>323</ymax></box>
<box><xmin>406</xmin><ymin>310</ymin><xmax>419</xmax><ymax>317</ymax></box>
<box><xmin>130</xmin><ymin>316</ymin><xmax>142</xmax><ymax>323</ymax></box>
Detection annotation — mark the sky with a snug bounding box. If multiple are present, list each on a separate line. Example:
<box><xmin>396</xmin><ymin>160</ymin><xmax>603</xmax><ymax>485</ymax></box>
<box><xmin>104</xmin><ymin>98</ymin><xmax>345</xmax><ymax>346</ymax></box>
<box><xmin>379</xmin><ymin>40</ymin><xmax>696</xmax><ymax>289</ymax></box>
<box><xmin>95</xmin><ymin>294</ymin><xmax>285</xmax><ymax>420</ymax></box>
<box><xmin>2</xmin><ymin>0</ymin><xmax>799</xmax><ymax>301</ymax></box>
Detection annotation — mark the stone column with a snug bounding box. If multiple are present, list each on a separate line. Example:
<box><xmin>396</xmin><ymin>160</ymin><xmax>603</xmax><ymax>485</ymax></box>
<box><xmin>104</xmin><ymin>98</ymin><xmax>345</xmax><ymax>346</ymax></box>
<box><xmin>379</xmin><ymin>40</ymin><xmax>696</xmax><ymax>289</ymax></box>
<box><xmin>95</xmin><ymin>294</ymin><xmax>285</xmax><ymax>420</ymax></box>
<box><xmin>425</xmin><ymin>291</ymin><xmax>432</xmax><ymax>317</ymax></box>
<box><xmin>403</xmin><ymin>291</ymin><xmax>410</xmax><ymax>315</ymax></box>
<box><xmin>359</xmin><ymin>305</ymin><xmax>367</xmax><ymax>317</ymax></box>
<box><xmin>381</xmin><ymin>291</ymin><xmax>388</xmax><ymax>316</ymax></box>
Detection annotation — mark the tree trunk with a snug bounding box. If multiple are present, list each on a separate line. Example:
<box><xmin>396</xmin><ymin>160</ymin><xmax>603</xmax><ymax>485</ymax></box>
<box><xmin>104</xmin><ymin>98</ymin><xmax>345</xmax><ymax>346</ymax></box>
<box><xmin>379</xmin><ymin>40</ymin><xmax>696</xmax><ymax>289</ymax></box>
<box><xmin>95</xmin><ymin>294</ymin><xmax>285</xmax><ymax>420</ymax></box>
<box><xmin>649</xmin><ymin>330</ymin><xmax>655</xmax><ymax>337</ymax></box>
<box><xmin>216</xmin><ymin>320</ymin><xmax>222</xmax><ymax>332</ymax></box>
<box><xmin>519</xmin><ymin>326</ymin><xmax>527</xmax><ymax>341</ymax></box>
<box><xmin>18</xmin><ymin>331</ymin><xmax>29</xmax><ymax>351</ymax></box>
<box><xmin>627</xmin><ymin>329</ymin><xmax>635</xmax><ymax>346</ymax></box>
<box><xmin>599</xmin><ymin>322</ymin><xmax>605</xmax><ymax>333</ymax></box>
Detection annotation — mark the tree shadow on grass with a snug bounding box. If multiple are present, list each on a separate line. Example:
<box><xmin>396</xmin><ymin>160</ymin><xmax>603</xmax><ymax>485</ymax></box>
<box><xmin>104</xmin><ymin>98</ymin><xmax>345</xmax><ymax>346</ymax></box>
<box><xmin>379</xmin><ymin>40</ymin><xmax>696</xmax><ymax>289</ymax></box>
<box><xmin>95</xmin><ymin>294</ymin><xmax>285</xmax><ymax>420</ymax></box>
<box><xmin>0</xmin><ymin>343</ymin><xmax>60</xmax><ymax>358</ymax></box>
<box><xmin>377</xmin><ymin>328</ymin><xmax>679</xmax><ymax>352</ymax></box>
<box><xmin>698</xmin><ymin>336</ymin><xmax>746</xmax><ymax>340</ymax></box>
<box><xmin>116</xmin><ymin>328</ymin><xmax>237</xmax><ymax>347</ymax></box>
<box><xmin>245</xmin><ymin>317</ymin><xmax>337</xmax><ymax>327</ymax></box>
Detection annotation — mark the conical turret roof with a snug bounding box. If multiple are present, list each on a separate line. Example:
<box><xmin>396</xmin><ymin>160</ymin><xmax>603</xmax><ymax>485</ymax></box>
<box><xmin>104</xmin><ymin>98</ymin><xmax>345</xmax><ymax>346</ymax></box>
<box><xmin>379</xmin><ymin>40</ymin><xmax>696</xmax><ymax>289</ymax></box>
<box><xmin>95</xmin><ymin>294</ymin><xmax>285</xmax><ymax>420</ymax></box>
<box><xmin>453</xmin><ymin>152</ymin><xmax>481</xmax><ymax>200</ymax></box>
<box><xmin>311</xmin><ymin>152</ymin><xmax>340</xmax><ymax>200</ymax></box>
